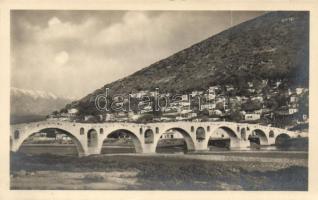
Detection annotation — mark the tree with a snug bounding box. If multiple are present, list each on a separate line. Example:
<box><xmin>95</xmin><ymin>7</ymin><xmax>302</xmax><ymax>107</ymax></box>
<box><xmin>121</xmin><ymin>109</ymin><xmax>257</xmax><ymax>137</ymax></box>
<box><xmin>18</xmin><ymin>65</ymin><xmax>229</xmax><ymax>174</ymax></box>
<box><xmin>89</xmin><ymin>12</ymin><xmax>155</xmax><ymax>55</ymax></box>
<box><xmin>298</xmin><ymin>92</ymin><xmax>309</xmax><ymax>116</ymax></box>
<box><xmin>241</xmin><ymin>99</ymin><xmax>262</xmax><ymax>112</ymax></box>
<box><xmin>228</xmin><ymin>110</ymin><xmax>243</xmax><ymax>122</ymax></box>
<box><xmin>52</xmin><ymin>110</ymin><xmax>59</xmax><ymax>116</ymax></box>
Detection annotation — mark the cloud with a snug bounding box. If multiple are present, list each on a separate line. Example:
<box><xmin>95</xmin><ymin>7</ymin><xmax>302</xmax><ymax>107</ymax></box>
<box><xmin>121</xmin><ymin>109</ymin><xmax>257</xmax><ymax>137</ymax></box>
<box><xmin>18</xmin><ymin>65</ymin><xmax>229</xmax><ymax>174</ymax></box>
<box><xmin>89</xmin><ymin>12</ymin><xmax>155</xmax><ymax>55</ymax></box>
<box><xmin>48</xmin><ymin>17</ymin><xmax>61</xmax><ymax>27</ymax></box>
<box><xmin>11</xmin><ymin>11</ymin><xmax>263</xmax><ymax>98</ymax></box>
<box><xmin>54</xmin><ymin>51</ymin><xmax>69</xmax><ymax>66</ymax></box>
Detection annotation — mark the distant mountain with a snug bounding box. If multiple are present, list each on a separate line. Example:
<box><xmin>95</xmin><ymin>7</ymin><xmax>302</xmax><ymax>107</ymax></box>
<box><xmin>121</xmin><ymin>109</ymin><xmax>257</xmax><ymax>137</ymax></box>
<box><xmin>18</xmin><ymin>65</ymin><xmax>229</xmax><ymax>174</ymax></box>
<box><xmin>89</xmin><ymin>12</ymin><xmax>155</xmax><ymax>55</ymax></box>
<box><xmin>11</xmin><ymin>87</ymin><xmax>73</xmax><ymax>124</ymax></box>
<box><xmin>67</xmin><ymin>11</ymin><xmax>309</xmax><ymax>114</ymax></box>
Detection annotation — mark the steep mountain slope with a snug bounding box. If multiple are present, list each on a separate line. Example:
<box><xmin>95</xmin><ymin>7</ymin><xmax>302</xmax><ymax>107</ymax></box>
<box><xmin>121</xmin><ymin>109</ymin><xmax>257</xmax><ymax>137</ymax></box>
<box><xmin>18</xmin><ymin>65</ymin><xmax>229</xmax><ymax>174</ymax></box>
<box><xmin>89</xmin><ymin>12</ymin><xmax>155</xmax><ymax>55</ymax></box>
<box><xmin>11</xmin><ymin>87</ymin><xmax>73</xmax><ymax>123</ymax></box>
<box><xmin>68</xmin><ymin>11</ymin><xmax>309</xmax><ymax>112</ymax></box>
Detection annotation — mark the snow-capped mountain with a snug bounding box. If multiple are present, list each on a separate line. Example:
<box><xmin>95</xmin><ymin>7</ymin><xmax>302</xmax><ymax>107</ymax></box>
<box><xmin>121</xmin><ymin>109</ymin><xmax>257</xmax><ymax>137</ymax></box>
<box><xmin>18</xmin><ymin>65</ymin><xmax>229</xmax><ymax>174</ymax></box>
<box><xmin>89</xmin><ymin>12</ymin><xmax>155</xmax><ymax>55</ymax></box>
<box><xmin>11</xmin><ymin>87</ymin><xmax>59</xmax><ymax>100</ymax></box>
<box><xmin>11</xmin><ymin>87</ymin><xmax>73</xmax><ymax>124</ymax></box>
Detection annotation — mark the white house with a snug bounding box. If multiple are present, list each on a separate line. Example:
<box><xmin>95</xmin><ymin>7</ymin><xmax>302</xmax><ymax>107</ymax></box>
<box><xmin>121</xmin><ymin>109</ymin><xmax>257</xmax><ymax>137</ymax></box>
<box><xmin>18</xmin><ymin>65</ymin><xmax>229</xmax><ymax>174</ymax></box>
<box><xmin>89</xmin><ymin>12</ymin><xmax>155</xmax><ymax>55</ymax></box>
<box><xmin>225</xmin><ymin>85</ymin><xmax>234</xmax><ymax>92</ymax></box>
<box><xmin>191</xmin><ymin>90</ymin><xmax>204</xmax><ymax>97</ymax></box>
<box><xmin>181</xmin><ymin>94</ymin><xmax>189</xmax><ymax>101</ymax></box>
<box><xmin>135</xmin><ymin>90</ymin><xmax>148</xmax><ymax>98</ymax></box>
<box><xmin>209</xmin><ymin>109</ymin><xmax>223</xmax><ymax>116</ymax></box>
<box><xmin>290</xmin><ymin>95</ymin><xmax>298</xmax><ymax>103</ymax></box>
<box><xmin>208</xmin><ymin>86</ymin><xmax>218</xmax><ymax>94</ymax></box>
<box><xmin>295</xmin><ymin>88</ymin><xmax>305</xmax><ymax>95</ymax></box>
<box><xmin>244</xmin><ymin>113</ymin><xmax>260</xmax><ymax>121</ymax></box>
<box><xmin>67</xmin><ymin>108</ymin><xmax>78</xmax><ymax>116</ymax></box>
<box><xmin>160</xmin><ymin>131</ymin><xmax>183</xmax><ymax>139</ymax></box>
<box><xmin>207</xmin><ymin>93</ymin><xmax>216</xmax><ymax>100</ymax></box>
<box><xmin>201</xmin><ymin>103</ymin><xmax>216</xmax><ymax>110</ymax></box>
<box><xmin>289</xmin><ymin>108</ymin><xmax>298</xmax><ymax>114</ymax></box>
<box><xmin>251</xmin><ymin>96</ymin><xmax>264</xmax><ymax>103</ymax></box>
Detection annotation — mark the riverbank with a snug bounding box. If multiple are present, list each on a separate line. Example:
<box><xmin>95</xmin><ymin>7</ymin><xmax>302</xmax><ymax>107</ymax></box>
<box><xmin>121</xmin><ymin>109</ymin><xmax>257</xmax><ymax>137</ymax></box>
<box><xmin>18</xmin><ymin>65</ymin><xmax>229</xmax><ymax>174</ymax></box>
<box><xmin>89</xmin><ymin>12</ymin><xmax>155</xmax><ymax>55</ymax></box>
<box><xmin>10</xmin><ymin>151</ymin><xmax>308</xmax><ymax>190</ymax></box>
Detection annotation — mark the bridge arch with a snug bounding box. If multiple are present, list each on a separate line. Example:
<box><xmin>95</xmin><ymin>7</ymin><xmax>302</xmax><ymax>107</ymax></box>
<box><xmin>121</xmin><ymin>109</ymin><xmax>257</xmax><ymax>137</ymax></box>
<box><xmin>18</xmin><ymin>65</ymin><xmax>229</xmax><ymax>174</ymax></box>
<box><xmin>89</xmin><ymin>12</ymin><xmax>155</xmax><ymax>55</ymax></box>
<box><xmin>156</xmin><ymin>127</ymin><xmax>195</xmax><ymax>152</ymax></box>
<box><xmin>206</xmin><ymin>126</ymin><xmax>239</xmax><ymax>149</ymax></box>
<box><xmin>102</xmin><ymin>129</ymin><xmax>143</xmax><ymax>153</ymax></box>
<box><xmin>240</xmin><ymin>128</ymin><xmax>247</xmax><ymax>141</ymax></box>
<box><xmin>249</xmin><ymin>129</ymin><xmax>268</xmax><ymax>145</ymax></box>
<box><xmin>269</xmin><ymin>130</ymin><xmax>275</xmax><ymax>138</ymax></box>
<box><xmin>87</xmin><ymin>129</ymin><xmax>98</xmax><ymax>147</ymax></box>
<box><xmin>14</xmin><ymin>130</ymin><xmax>20</xmax><ymax>139</ymax></box>
<box><xmin>14</xmin><ymin>127</ymin><xmax>85</xmax><ymax>156</ymax></box>
<box><xmin>196</xmin><ymin>127</ymin><xmax>206</xmax><ymax>141</ymax></box>
<box><xmin>214</xmin><ymin>126</ymin><xmax>238</xmax><ymax>138</ymax></box>
<box><xmin>80</xmin><ymin>127</ymin><xmax>85</xmax><ymax>135</ymax></box>
<box><xmin>144</xmin><ymin>129</ymin><xmax>154</xmax><ymax>144</ymax></box>
<box><xmin>275</xmin><ymin>133</ymin><xmax>291</xmax><ymax>146</ymax></box>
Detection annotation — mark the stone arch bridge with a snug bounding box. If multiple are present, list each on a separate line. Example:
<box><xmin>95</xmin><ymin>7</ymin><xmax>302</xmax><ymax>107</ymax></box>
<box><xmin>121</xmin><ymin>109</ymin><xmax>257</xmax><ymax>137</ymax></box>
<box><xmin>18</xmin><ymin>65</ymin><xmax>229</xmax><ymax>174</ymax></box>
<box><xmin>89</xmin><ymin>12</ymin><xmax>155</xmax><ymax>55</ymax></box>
<box><xmin>10</xmin><ymin>121</ymin><xmax>308</xmax><ymax>156</ymax></box>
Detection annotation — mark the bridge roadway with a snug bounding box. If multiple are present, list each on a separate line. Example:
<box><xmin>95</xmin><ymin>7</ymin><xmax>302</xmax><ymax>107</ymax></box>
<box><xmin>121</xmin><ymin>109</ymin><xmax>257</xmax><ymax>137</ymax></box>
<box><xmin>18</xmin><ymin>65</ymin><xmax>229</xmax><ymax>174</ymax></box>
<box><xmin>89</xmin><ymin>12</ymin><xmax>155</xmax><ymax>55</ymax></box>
<box><xmin>10</xmin><ymin>120</ymin><xmax>308</xmax><ymax>156</ymax></box>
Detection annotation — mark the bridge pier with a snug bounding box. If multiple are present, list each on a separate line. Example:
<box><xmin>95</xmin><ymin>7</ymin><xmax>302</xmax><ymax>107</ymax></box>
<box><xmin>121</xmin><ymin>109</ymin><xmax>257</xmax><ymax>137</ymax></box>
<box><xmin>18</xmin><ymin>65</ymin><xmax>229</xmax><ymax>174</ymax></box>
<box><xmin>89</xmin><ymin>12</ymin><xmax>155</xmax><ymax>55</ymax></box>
<box><xmin>10</xmin><ymin>144</ymin><xmax>19</xmax><ymax>153</ymax></box>
<box><xmin>194</xmin><ymin>140</ymin><xmax>209</xmax><ymax>151</ymax></box>
<box><xmin>142</xmin><ymin>143</ymin><xmax>156</xmax><ymax>154</ymax></box>
<box><xmin>86</xmin><ymin>147</ymin><xmax>101</xmax><ymax>155</ymax></box>
<box><xmin>230</xmin><ymin>139</ymin><xmax>250</xmax><ymax>149</ymax></box>
<box><xmin>267</xmin><ymin>137</ymin><xmax>276</xmax><ymax>146</ymax></box>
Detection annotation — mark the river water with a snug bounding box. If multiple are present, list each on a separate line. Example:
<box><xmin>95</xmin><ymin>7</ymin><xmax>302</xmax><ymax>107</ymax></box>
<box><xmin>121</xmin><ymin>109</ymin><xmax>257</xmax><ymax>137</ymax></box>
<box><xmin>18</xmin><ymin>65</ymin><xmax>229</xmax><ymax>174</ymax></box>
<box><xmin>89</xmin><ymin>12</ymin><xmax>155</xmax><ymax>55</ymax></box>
<box><xmin>18</xmin><ymin>143</ymin><xmax>307</xmax><ymax>156</ymax></box>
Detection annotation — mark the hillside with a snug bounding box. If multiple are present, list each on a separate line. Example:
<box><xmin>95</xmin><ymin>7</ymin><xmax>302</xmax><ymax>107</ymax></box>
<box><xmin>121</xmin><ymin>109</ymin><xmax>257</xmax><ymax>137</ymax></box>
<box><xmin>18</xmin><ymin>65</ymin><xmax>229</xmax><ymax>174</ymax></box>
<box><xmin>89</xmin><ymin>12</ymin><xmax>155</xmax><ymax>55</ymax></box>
<box><xmin>66</xmin><ymin>11</ymin><xmax>309</xmax><ymax>114</ymax></box>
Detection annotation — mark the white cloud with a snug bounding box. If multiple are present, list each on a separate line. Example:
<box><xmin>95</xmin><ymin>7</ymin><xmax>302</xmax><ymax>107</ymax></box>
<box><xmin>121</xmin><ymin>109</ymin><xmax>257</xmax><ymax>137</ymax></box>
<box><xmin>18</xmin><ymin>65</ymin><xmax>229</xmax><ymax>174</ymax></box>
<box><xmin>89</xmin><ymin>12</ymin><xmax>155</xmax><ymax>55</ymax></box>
<box><xmin>48</xmin><ymin>17</ymin><xmax>61</xmax><ymax>27</ymax></box>
<box><xmin>54</xmin><ymin>51</ymin><xmax>69</xmax><ymax>66</ymax></box>
<box><xmin>37</xmin><ymin>17</ymin><xmax>98</xmax><ymax>43</ymax></box>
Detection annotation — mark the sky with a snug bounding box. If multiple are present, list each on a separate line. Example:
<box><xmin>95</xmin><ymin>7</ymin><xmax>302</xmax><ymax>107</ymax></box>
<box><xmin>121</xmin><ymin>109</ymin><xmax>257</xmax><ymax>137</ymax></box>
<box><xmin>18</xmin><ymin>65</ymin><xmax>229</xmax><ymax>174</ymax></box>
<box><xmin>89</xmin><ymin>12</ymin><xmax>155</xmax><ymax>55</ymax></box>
<box><xmin>11</xmin><ymin>10</ymin><xmax>264</xmax><ymax>99</ymax></box>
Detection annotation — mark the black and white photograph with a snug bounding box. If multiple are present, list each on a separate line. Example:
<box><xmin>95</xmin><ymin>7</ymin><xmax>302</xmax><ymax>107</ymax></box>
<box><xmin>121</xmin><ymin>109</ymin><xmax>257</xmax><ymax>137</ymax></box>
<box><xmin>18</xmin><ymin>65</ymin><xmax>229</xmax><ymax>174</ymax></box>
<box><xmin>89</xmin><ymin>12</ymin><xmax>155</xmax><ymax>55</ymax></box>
<box><xmin>8</xmin><ymin>9</ymin><xmax>310</xmax><ymax>191</ymax></box>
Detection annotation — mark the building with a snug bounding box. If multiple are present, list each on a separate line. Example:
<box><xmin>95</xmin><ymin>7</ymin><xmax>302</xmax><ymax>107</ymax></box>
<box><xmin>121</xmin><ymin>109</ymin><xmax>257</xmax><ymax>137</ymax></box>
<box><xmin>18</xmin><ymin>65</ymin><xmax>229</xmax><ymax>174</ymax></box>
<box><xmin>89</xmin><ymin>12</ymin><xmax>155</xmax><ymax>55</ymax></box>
<box><xmin>178</xmin><ymin>110</ymin><xmax>197</xmax><ymax>119</ymax></box>
<box><xmin>135</xmin><ymin>90</ymin><xmax>148</xmax><ymax>98</ymax></box>
<box><xmin>290</xmin><ymin>95</ymin><xmax>298</xmax><ymax>103</ymax></box>
<box><xmin>225</xmin><ymin>85</ymin><xmax>234</xmax><ymax>92</ymax></box>
<box><xmin>207</xmin><ymin>93</ymin><xmax>216</xmax><ymax>100</ymax></box>
<box><xmin>208</xmin><ymin>86</ymin><xmax>218</xmax><ymax>94</ymax></box>
<box><xmin>209</xmin><ymin>109</ymin><xmax>223</xmax><ymax>116</ymax></box>
<box><xmin>288</xmin><ymin>108</ymin><xmax>298</xmax><ymax>115</ymax></box>
<box><xmin>160</xmin><ymin>131</ymin><xmax>183</xmax><ymax>139</ymax></box>
<box><xmin>200</xmin><ymin>103</ymin><xmax>216</xmax><ymax>110</ymax></box>
<box><xmin>295</xmin><ymin>88</ymin><xmax>305</xmax><ymax>95</ymax></box>
<box><xmin>181</xmin><ymin>94</ymin><xmax>189</xmax><ymax>101</ymax></box>
<box><xmin>67</xmin><ymin>108</ymin><xmax>78</xmax><ymax>117</ymax></box>
<box><xmin>180</xmin><ymin>101</ymin><xmax>191</xmax><ymax>107</ymax></box>
<box><xmin>191</xmin><ymin>90</ymin><xmax>204</xmax><ymax>97</ymax></box>
<box><xmin>244</xmin><ymin>113</ymin><xmax>261</xmax><ymax>121</ymax></box>
<box><xmin>105</xmin><ymin>113</ymin><xmax>115</xmax><ymax>121</ymax></box>
<box><xmin>254</xmin><ymin>109</ymin><xmax>263</xmax><ymax>114</ymax></box>
<box><xmin>251</xmin><ymin>96</ymin><xmax>264</xmax><ymax>103</ymax></box>
<box><xmin>247</xmin><ymin>82</ymin><xmax>254</xmax><ymax>88</ymax></box>
<box><xmin>84</xmin><ymin>115</ymin><xmax>96</xmax><ymax>121</ymax></box>
<box><xmin>149</xmin><ymin>91</ymin><xmax>158</xmax><ymax>97</ymax></box>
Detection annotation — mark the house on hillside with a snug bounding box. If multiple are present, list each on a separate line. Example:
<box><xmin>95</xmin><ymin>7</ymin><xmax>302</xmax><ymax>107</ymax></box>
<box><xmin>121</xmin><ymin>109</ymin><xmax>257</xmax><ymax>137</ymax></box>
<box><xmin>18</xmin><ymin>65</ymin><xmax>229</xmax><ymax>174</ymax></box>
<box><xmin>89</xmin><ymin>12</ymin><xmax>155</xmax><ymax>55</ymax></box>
<box><xmin>181</xmin><ymin>94</ymin><xmax>189</xmax><ymax>101</ymax></box>
<box><xmin>244</xmin><ymin>113</ymin><xmax>261</xmax><ymax>121</ymax></box>
<box><xmin>191</xmin><ymin>90</ymin><xmax>204</xmax><ymax>97</ymax></box>
<box><xmin>67</xmin><ymin>108</ymin><xmax>78</xmax><ymax>117</ymax></box>
<box><xmin>200</xmin><ymin>103</ymin><xmax>216</xmax><ymax>110</ymax></box>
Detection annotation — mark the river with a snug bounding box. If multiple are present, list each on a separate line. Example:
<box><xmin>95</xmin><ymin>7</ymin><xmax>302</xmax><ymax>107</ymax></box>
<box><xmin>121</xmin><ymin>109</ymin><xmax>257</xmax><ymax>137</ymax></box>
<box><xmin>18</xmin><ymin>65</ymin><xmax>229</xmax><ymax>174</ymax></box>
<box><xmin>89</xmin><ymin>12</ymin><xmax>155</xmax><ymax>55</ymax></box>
<box><xmin>18</xmin><ymin>143</ymin><xmax>307</xmax><ymax>156</ymax></box>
